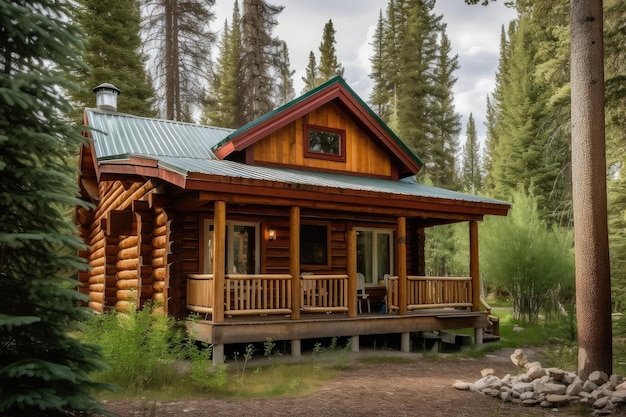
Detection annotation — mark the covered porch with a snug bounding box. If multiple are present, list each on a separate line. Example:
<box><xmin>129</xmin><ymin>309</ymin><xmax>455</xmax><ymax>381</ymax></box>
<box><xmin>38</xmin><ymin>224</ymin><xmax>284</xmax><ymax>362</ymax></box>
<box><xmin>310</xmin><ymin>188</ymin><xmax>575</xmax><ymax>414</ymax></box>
<box><xmin>185</xmin><ymin>200</ymin><xmax>488</xmax><ymax>365</ymax></box>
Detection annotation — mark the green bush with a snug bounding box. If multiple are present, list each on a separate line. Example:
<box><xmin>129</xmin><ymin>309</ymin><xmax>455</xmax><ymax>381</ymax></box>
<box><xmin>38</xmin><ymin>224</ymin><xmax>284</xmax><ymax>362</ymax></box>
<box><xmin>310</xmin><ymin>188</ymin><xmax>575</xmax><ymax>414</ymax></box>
<box><xmin>82</xmin><ymin>303</ymin><xmax>184</xmax><ymax>392</ymax></box>
<box><xmin>481</xmin><ymin>190</ymin><xmax>575</xmax><ymax>324</ymax></box>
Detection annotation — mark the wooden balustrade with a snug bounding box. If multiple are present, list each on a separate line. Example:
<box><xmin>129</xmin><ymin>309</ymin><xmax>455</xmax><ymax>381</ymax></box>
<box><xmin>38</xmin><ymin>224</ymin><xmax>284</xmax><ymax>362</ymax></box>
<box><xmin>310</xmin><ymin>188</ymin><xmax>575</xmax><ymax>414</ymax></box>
<box><xmin>187</xmin><ymin>273</ymin><xmax>473</xmax><ymax>319</ymax></box>
<box><xmin>300</xmin><ymin>274</ymin><xmax>349</xmax><ymax>313</ymax></box>
<box><xmin>386</xmin><ymin>275</ymin><xmax>472</xmax><ymax>311</ymax></box>
<box><xmin>225</xmin><ymin>274</ymin><xmax>292</xmax><ymax>316</ymax></box>
<box><xmin>407</xmin><ymin>276</ymin><xmax>472</xmax><ymax>310</ymax></box>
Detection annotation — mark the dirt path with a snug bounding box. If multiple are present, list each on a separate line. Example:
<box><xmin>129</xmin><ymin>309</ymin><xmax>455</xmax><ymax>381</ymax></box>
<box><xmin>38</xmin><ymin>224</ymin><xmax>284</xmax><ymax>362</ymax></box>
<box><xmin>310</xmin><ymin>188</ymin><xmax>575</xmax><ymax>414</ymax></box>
<box><xmin>104</xmin><ymin>348</ymin><xmax>625</xmax><ymax>417</ymax></box>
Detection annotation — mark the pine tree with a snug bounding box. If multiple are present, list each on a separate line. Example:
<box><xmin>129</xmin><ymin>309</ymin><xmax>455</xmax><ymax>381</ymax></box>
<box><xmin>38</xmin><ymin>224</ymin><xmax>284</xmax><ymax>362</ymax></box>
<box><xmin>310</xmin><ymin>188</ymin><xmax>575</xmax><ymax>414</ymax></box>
<box><xmin>0</xmin><ymin>1</ymin><xmax>111</xmax><ymax>415</ymax></box>
<box><xmin>461</xmin><ymin>113</ymin><xmax>483</xmax><ymax>193</ymax></box>
<box><xmin>238</xmin><ymin>0</ymin><xmax>284</xmax><ymax>125</ymax></box>
<box><xmin>395</xmin><ymin>0</ymin><xmax>442</xmax><ymax>170</ymax></box>
<box><xmin>301</xmin><ymin>51</ymin><xmax>318</xmax><ymax>93</ymax></box>
<box><xmin>274</xmin><ymin>40</ymin><xmax>295</xmax><ymax>106</ymax></box>
<box><xmin>429</xmin><ymin>27</ymin><xmax>461</xmax><ymax>188</ymax></box>
<box><xmin>72</xmin><ymin>0</ymin><xmax>156</xmax><ymax>118</ymax></box>
<box><xmin>369</xmin><ymin>10</ymin><xmax>390</xmax><ymax>119</ymax></box>
<box><xmin>202</xmin><ymin>1</ymin><xmax>241</xmax><ymax>128</ymax></box>
<box><xmin>317</xmin><ymin>19</ymin><xmax>344</xmax><ymax>84</ymax></box>
<box><xmin>142</xmin><ymin>0</ymin><xmax>216</xmax><ymax>121</ymax></box>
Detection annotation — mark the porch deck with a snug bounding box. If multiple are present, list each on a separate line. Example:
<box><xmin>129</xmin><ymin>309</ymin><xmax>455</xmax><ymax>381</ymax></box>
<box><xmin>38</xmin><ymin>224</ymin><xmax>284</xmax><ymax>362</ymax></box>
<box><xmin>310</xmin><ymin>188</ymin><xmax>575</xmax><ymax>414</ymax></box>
<box><xmin>187</xmin><ymin>308</ymin><xmax>488</xmax><ymax>346</ymax></box>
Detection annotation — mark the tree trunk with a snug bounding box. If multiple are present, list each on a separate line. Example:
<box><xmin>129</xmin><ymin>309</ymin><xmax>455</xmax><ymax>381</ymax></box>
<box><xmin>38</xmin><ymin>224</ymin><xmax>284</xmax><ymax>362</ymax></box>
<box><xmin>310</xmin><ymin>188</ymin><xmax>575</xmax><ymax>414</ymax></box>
<box><xmin>570</xmin><ymin>0</ymin><xmax>612</xmax><ymax>378</ymax></box>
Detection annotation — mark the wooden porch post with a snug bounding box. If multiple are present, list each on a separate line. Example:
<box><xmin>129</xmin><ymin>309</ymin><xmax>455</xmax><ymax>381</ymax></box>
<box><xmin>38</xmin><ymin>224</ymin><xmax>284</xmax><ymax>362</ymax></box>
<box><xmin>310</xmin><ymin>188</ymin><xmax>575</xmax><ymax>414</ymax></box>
<box><xmin>290</xmin><ymin>206</ymin><xmax>301</xmax><ymax>320</ymax></box>
<box><xmin>397</xmin><ymin>217</ymin><xmax>407</xmax><ymax>315</ymax></box>
<box><xmin>212</xmin><ymin>201</ymin><xmax>226</xmax><ymax>323</ymax></box>
<box><xmin>347</xmin><ymin>229</ymin><xmax>357</xmax><ymax>318</ymax></box>
<box><xmin>469</xmin><ymin>221</ymin><xmax>480</xmax><ymax>312</ymax></box>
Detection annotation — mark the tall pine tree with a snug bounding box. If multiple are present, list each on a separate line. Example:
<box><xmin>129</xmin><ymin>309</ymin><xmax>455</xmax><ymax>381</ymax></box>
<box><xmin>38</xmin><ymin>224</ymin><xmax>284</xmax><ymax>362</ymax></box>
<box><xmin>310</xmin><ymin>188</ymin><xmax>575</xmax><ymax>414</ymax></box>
<box><xmin>0</xmin><ymin>1</ymin><xmax>111</xmax><ymax>414</ymax></box>
<box><xmin>202</xmin><ymin>1</ymin><xmax>241</xmax><ymax>128</ymax></box>
<box><xmin>301</xmin><ymin>51</ymin><xmax>318</xmax><ymax>93</ymax></box>
<box><xmin>72</xmin><ymin>0</ymin><xmax>156</xmax><ymax>118</ymax></box>
<box><xmin>238</xmin><ymin>0</ymin><xmax>284</xmax><ymax>125</ymax></box>
<box><xmin>461</xmin><ymin>113</ymin><xmax>482</xmax><ymax>193</ymax></box>
<box><xmin>317</xmin><ymin>19</ymin><xmax>344</xmax><ymax>83</ymax></box>
<box><xmin>142</xmin><ymin>0</ymin><xmax>216</xmax><ymax>121</ymax></box>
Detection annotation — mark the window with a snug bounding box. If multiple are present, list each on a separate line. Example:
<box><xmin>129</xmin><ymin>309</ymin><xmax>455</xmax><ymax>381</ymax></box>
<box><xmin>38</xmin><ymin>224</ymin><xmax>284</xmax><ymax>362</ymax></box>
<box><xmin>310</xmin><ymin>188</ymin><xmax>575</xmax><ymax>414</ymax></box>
<box><xmin>203</xmin><ymin>220</ymin><xmax>260</xmax><ymax>274</ymax></box>
<box><xmin>356</xmin><ymin>228</ymin><xmax>393</xmax><ymax>285</ymax></box>
<box><xmin>304</xmin><ymin>124</ymin><xmax>346</xmax><ymax>162</ymax></box>
<box><xmin>300</xmin><ymin>223</ymin><xmax>331</xmax><ymax>267</ymax></box>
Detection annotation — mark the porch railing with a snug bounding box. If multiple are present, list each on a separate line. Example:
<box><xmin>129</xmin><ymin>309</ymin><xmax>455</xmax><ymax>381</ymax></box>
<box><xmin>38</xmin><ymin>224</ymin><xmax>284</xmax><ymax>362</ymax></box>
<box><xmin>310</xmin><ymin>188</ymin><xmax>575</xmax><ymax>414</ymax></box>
<box><xmin>386</xmin><ymin>275</ymin><xmax>473</xmax><ymax>311</ymax></box>
<box><xmin>186</xmin><ymin>274</ymin><xmax>293</xmax><ymax>317</ymax></box>
<box><xmin>300</xmin><ymin>274</ymin><xmax>349</xmax><ymax>313</ymax></box>
<box><xmin>226</xmin><ymin>274</ymin><xmax>292</xmax><ymax>316</ymax></box>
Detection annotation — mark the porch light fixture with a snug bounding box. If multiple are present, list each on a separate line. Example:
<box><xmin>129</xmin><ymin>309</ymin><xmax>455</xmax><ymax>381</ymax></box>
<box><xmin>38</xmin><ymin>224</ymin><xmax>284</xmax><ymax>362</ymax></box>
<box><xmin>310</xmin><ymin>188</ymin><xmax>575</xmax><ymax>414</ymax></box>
<box><xmin>267</xmin><ymin>227</ymin><xmax>276</xmax><ymax>241</ymax></box>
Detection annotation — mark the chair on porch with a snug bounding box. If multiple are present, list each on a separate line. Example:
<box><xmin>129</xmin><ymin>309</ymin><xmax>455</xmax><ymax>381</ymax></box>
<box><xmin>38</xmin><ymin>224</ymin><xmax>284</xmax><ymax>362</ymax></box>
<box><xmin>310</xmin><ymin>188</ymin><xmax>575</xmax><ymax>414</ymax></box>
<box><xmin>357</xmin><ymin>273</ymin><xmax>370</xmax><ymax>313</ymax></box>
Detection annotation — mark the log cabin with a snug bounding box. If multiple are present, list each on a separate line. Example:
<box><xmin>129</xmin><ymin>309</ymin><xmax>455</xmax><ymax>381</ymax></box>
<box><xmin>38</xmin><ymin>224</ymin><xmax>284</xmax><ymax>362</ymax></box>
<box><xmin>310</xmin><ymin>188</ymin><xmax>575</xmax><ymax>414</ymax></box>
<box><xmin>76</xmin><ymin>77</ymin><xmax>510</xmax><ymax>365</ymax></box>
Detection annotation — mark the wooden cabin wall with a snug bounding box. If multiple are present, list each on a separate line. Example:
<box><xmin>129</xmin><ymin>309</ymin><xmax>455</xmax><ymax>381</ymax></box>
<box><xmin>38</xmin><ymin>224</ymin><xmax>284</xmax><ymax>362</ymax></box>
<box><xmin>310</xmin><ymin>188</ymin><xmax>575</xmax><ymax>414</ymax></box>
<box><xmin>151</xmin><ymin>208</ymin><xmax>169</xmax><ymax>312</ymax></box>
<box><xmin>81</xmin><ymin>179</ymin><xmax>157</xmax><ymax>312</ymax></box>
<box><xmin>252</xmin><ymin>101</ymin><xmax>393</xmax><ymax>178</ymax></box>
<box><xmin>264</xmin><ymin>218</ymin><xmax>347</xmax><ymax>275</ymax></box>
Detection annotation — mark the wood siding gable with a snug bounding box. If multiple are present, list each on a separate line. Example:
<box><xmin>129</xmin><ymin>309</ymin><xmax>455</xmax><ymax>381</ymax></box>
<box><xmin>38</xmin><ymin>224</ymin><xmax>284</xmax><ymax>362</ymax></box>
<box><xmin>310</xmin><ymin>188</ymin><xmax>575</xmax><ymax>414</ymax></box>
<box><xmin>213</xmin><ymin>77</ymin><xmax>423</xmax><ymax>179</ymax></box>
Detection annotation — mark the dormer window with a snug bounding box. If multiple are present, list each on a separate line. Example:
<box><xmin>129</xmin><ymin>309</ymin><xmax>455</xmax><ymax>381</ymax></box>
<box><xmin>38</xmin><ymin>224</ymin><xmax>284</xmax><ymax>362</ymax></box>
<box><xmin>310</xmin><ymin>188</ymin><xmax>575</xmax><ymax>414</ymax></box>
<box><xmin>304</xmin><ymin>124</ymin><xmax>346</xmax><ymax>162</ymax></box>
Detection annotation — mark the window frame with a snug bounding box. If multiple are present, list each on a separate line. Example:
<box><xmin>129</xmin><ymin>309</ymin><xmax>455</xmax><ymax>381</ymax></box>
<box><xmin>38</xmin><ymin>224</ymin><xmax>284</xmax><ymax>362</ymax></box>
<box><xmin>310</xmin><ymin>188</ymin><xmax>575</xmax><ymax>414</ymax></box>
<box><xmin>303</xmin><ymin>124</ymin><xmax>346</xmax><ymax>162</ymax></box>
<box><xmin>300</xmin><ymin>221</ymin><xmax>332</xmax><ymax>269</ymax></box>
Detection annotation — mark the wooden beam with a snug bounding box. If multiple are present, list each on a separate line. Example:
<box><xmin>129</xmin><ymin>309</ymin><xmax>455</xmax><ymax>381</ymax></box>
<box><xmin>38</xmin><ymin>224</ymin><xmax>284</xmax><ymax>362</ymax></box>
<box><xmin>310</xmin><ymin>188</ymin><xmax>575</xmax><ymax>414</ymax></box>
<box><xmin>347</xmin><ymin>229</ymin><xmax>357</xmax><ymax>318</ymax></box>
<box><xmin>290</xmin><ymin>206</ymin><xmax>301</xmax><ymax>320</ymax></box>
<box><xmin>397</xmin><ymin>217</ymin><xmax>407</xmax><ymax>315</ymax></box>
<box><xmin>469</xmin><ymin>221</ymin><xmax>480</xmax><ymax>312</ymax></box>
<box><xmin>212</xmin><ymin>201</ymin><xmax>226</xmax><ymax>323</ymax></box>
<box><xmin>107</xmin><ymin>210</ymin><xmax>136</xmax><ymax>236</ymax></box>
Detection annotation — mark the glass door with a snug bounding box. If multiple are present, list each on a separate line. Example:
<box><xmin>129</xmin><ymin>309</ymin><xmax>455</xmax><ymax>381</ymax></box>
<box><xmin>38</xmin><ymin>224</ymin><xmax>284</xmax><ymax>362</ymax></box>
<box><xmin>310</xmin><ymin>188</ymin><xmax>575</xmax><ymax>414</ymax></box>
<box><xmin>203</xmin><ymin>220</ymin><xmax>260</xmax><ymax>274</ymax></box>
<box><xmin>356</xmin><ymin>228</ymin><xmax>393</xmax><ymax>285</ymax></box>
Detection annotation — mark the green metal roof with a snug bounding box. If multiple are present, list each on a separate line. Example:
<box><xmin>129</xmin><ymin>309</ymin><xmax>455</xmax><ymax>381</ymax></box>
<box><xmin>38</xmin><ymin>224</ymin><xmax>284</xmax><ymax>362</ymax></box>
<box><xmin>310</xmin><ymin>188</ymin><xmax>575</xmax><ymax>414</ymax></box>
<box><xmin>130</xmin><ymin>155</ymin><xmax>508</xmax><ymax>207</ymax></box>
<box><xmin>85</xmin><ymin>108</ymin><xmax>233</xmax><ymax>160</ymax></box>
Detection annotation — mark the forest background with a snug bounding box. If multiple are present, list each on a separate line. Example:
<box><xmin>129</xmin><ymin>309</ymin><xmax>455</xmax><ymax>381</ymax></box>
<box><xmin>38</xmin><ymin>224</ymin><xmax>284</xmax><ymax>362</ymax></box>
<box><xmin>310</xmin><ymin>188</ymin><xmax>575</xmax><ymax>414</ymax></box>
<box><xmin>68</xmin><ymin>0</ymin><xmax>626</xmax><ymax>321</ymax></box>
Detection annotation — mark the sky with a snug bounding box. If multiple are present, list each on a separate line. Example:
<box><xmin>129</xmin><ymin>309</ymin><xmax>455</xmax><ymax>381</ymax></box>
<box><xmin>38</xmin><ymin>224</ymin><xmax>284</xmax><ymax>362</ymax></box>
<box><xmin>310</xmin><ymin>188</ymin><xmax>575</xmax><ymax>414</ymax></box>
<box><xmin>212</xmin><ymin>0</ymin><xmax>517</xmax><ymax>148</ymax></box>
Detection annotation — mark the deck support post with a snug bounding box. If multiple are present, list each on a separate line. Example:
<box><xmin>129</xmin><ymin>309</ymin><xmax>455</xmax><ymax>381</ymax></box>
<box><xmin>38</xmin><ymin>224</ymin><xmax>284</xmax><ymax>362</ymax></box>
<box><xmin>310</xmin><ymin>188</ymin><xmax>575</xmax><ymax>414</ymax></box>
<box><xmin>397</xmin><ymin>217</ymin><xmax>407</xmax><ymax>315</ymax></box>
<box><xmin>212</xmin><ymin>201</ymin><xmax>226</xmax><ymax>323</ymax></box>
<box><xmin>401</xmin><ymin>332</ymin><xmax>410</xmax><ymax>353</ymax></box>
<box><xmin>474</xmin><ymin>327</ymin><xmax>483</xmax><ymax>346</ymax></box>
<box><xmin>347</xmin><ymin>229</ymin><xmax>357</xmax><ymax>318</ymax></box>
<box><xmin>212</xmin><ymin>343</ymin><xmax>224</xmax><ymax>368</ymax></box>
<box><xmin>351</xmin><ymin>335</ymin><xmax>359</xmax><ymax>352</ymax></box>
<box><xmin>291</xmin><ymin>339</ymin><xmax>301</xmax><ymax>357</ymax></box>
<box><xmin>290</xmin><ymin>206</ymin><xmax>301</xmax><ymax>320</ymax></box>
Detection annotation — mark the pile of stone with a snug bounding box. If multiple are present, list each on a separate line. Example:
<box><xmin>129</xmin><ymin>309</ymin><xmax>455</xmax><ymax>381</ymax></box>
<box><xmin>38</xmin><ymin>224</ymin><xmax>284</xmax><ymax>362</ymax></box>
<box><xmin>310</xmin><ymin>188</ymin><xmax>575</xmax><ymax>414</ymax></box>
<box><xmin>452</xmin><ymin>349</ymin><xmax>626</xmax><ymax>415</ymax></box>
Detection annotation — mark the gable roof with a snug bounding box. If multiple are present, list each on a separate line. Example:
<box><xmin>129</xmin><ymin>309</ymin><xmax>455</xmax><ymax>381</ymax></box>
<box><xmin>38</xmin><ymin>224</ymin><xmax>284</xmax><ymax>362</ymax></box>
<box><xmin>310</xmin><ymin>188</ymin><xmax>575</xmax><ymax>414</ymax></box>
<box><xmin>212</xmin><ymin>76</ymin><xmax>423</xmax><ymax>178</ymax></box>
<box><xmin>81</xmin><ymin>80</ymin><xmax>510</xmax><ymax>219</ymax></box>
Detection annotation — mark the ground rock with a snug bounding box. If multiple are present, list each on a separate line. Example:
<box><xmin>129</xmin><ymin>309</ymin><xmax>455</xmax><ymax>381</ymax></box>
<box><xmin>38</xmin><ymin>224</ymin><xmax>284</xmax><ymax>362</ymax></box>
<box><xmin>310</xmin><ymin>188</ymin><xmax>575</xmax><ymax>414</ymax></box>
<box><xmin>546</xmin><ymin>394</ymin><xmax>579</xmax><ymax>404</ymax></box>
<box><xmin>584</xmin><ymin>380</ymin><xmax>599</xmax><ymax>392</ymax></box>
<box><xmin>481</xmin><ymin>368</ymin><xmax>495</xmax><ymax>377</ymax></box>
<box><xmin>589</xmin><ymin>371</ymin><xmax>609</xmax><ymax>386</ymax></box>
<box><xmin>592</xmin><ymin>396</ymin><xmax>611</xmax><ymax>409</ymax></box>
<box><xmin>510</xmin><ymin>349</ymin><xmax>528</xmax><ymax>367</ymax></box>
<box><xmin>512</xmin><ymin>382</ymin><xmax>535</xmax><ymax>393</ymax></box>
<box><xmin>471</xmin><ymin>375</ymin><xmax>501</xmax><ymax>392</ymax></box>
<box><xmin>453</xmin><ymin>380</ymin><xmax>471</xmax><ymax>390</ymax></box>
<box><xmin>536</xmin><ymin>382</ymin><xmax>567</xmax><ymax>396</ymax></box>
<box><xmin>612</xmin><ymin>390</ymin><xmax>626</xmax><ymax>403</ymax></box>
<box><xmin>527</xmin><ymin>365</ymin><xmax>547</xmax><ymax>380</ymax></box>
<box><xmin>566</xmin><ymin>381</ymin><xmax>583</xmax><ymax>396</ymax></box>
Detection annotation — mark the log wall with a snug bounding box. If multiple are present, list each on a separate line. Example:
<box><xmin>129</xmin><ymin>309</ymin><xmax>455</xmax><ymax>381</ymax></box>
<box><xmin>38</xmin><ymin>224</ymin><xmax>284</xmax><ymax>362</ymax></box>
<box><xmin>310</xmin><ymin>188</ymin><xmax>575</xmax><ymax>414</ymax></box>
<box><xmin>82</xmin><ymin>180</ymin><xmax>157</xmax><ymax>312</ymax></box>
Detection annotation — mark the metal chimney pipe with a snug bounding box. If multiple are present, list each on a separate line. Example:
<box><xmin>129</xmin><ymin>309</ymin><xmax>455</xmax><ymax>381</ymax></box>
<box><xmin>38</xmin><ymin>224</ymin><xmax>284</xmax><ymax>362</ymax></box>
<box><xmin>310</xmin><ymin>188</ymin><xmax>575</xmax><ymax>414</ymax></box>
<box><xmin>92</xmin><ymin>83</ymin><xmax>121</xmax><ymax>111</ymax></box>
